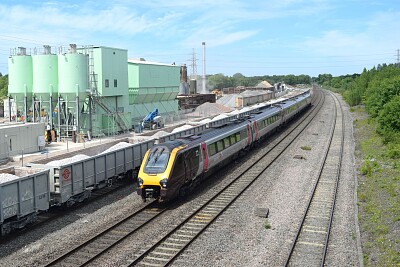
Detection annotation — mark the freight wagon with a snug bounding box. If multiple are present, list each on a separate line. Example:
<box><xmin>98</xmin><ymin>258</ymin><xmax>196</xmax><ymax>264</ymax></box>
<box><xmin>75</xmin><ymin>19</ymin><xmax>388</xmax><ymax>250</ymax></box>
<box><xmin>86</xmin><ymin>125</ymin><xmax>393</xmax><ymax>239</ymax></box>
<box><xmin>0</xmin><ymin>167</ymin><xmax>50</xmax><ymax>235</ymax></box>
<box><xmin>29</xmin><ymin>139</ymin><xmax>154</xmax><ymax>207</ymax></box>
<box><xmin>0</xmin><ymin>139</ymin><xmax>154</xmax><ymax>236</ymax></box>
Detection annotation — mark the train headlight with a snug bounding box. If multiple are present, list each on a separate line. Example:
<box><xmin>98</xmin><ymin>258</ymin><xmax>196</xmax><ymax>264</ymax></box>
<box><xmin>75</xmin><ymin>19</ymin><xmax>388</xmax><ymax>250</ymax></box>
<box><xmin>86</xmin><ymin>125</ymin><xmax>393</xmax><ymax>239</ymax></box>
<box><xmin>138</xmin><ymin>178</ymin><xmax>144</xmax><ymax>187</ymax></box>
<box><xmin>160</xmin><ymin>178</ymin><xmax>168</xmax><ymax>188</ymax></box>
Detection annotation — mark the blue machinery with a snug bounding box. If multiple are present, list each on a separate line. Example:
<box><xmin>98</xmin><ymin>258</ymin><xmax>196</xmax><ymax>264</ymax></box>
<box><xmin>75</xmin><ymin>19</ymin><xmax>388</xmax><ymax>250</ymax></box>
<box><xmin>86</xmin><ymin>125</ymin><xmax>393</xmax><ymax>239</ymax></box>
<box><xmin>138</xmin><ymin>108</ymin><xmax>164</xmax><ymax>131</ymax></box>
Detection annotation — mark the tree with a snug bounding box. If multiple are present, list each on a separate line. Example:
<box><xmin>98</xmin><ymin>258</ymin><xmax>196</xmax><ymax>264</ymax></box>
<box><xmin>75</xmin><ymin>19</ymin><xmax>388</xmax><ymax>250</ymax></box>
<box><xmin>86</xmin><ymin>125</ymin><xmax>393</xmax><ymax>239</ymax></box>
<box><xmin>378</xmin><ymin>95</ymin><xmax>400</xmax><ymax>132</ymax></box>
<box><xmin>0</xmin><ymin>74</ymin><xmax>8</xmax><ymax>101</ymax></box>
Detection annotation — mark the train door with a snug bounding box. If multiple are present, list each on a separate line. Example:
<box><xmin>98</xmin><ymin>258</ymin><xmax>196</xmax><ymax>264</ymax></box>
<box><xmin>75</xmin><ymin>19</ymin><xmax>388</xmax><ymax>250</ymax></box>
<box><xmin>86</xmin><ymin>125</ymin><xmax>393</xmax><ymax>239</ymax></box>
<box><xmin>184</xmin><ymin>147</ymin><xmax>200</xmax><ymax>182</ymax></box>
<box><xmin>246</xmin><ymin>124</ymin><xmax>252</xmax><ymax>146</ymax></box>
<box><xmin>201</xmin><ymin>143</ymin><xmax>208</xmax><ymax>172</ymax></box>
<box><xmin>253</xmin><ymin>121</ymin><xmax>259</xmax><ymax>141</ymax></box>
<box><xmin>280</xmin><ymin>107</ymin><xmax>285</xmax><ymax>125</ymax></box>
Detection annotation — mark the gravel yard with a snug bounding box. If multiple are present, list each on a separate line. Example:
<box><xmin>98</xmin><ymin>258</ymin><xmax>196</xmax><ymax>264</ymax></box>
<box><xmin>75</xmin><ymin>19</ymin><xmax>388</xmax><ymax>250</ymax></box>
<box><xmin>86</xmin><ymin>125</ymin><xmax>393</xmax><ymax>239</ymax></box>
<box><xmin>0</xmin><ymin>92</ymin><xmax>362</xmax><ymax>267</ymax></box>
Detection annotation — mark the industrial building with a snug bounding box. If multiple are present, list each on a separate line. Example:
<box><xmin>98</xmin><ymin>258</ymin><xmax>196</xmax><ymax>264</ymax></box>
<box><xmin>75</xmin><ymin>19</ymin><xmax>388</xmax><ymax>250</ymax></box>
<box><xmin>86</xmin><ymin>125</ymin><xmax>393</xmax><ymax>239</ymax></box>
<box><xmin>7</xmin><ymin>44</ymin><xmax>180</xmax><ymax>141</ymax></box>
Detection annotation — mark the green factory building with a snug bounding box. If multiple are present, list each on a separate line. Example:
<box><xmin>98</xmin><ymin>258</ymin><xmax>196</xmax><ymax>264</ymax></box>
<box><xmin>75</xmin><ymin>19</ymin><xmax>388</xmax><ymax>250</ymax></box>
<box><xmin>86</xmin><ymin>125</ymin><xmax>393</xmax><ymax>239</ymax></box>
<box><xmin>7</xmin><ymin>45</ymin><xmax>180</xmax><ymax>140</ymax></box>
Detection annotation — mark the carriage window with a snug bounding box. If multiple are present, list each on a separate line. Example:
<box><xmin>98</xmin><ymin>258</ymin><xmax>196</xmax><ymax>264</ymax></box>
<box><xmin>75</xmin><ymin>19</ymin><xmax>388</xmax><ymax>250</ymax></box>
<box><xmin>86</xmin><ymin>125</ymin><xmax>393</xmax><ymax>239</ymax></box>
<box><xmin>208</xmin><ymin>143</ymin><xmax>217</xmax><ymax>156</ymax></box>
<box><xmin>230</xmin><ymin>134</ymin><xmax>236</xmax><ymax>144</ymax></box>
<box><xmin>241</xmin><ymin>129</ymin><xmax>247</xmax><ymax>139</ymax></box>
<box><xmin>216</xmin><ymin>140</ymin><xmax>224</xmax><ymax>152</ymax></box>
<box><xmin>236</xmin><ymin>132</ymin><xmax>241</xmax><ymax>141</ymax></box>
<box><xmin>224</xmin><ymin>137</ymin><xmax>230</xmax><ymax>148</ymax></box>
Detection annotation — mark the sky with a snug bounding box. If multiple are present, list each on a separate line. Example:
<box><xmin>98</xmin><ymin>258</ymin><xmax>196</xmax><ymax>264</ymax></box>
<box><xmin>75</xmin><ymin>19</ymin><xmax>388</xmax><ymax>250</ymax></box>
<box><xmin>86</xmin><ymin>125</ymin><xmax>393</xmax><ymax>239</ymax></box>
<box><xmin>0</xmin><ymin>0</ymin><xmax>399</xmax><ymax>78</ymax></box>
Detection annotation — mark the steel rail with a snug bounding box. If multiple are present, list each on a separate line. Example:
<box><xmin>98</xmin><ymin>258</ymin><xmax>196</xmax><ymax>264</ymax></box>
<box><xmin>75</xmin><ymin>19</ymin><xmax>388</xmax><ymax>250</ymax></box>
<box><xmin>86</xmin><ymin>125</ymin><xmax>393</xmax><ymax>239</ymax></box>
<box><xmin>284</xmin><ymin>90</ymin><xmax>345</xmax><ymax>266</ymax></box>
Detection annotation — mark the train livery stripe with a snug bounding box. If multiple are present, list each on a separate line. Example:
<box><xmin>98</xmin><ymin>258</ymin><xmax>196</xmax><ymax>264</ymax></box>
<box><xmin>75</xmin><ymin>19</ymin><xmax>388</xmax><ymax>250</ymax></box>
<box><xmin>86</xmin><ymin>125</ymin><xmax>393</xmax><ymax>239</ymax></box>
<box><xmin>201</xmin><ymin>142</ymin><xmax>209</xmax><ymax>172</ymax></box>
<box><xmin>246</xmin><ymin>124</ymin><xmax>251</xmax><ymax>145</ymax></box>
<box><xmin>254</xmin><ymin>121</ymin><xmax>259</xmax><ymax>141</ymax></box>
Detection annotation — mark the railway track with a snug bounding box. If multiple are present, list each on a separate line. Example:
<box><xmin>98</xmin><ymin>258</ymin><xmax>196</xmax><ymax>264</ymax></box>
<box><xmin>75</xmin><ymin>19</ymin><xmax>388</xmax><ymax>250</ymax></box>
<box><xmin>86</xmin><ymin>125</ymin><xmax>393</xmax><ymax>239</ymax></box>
<box><xmin>43</xmin><ymin>200</ymin><xmax>166</xmax><ymax>267</ymax></box>
<box><xmin>42</xmin><ymin>89</ymin><xmax>325</xmax><ymax>267</ymax></box>
<box><xmin>284</xmin><ymin>91</ymin><xmax>344</xmax><ymax>266</ymax></box>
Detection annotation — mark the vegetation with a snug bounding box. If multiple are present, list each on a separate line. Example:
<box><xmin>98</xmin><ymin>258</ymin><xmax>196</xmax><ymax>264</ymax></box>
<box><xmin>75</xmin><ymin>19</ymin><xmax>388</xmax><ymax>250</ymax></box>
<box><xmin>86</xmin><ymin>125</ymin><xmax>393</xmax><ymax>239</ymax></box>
<box><xmin>321</xmin><ymin>63</ymin><xmax>400</xmax><ymax>142</ymax></box>
<box><xmin>354</xmin><ymin>112</ymin><xmax>399</xmax><ymax>266</ymax></box>
<box><xmin>0</xmin><ymin>73</ymin><xmax>8</xmax><ymax>102</ymax></box>
<box><xmin>264</xmin><ymin>219</ymin><xmax>271</xmax><ymax>229</ymax></box>
<box><xmin>207</xmin><ymin>73</ymin><xmax>312</xmax><ymax>90</ymax></box>
<box><xmin>300</xmin><ymin>146</ymin><xmax>311</xmax><ymax>151</ymax></box>
<box><xmin>322</xmin><ymin>63</ymin><xmax>399</xmax><ymax>266</ymax></box>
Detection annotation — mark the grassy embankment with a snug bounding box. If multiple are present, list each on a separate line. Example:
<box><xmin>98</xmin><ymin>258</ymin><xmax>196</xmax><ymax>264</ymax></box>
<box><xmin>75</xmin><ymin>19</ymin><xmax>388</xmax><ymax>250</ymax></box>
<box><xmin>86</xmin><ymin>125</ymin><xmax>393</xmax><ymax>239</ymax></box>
<box><xmin>353</xmin><ymin>106</ymin><xmax>399</xmax><ymax>266</ymax></box>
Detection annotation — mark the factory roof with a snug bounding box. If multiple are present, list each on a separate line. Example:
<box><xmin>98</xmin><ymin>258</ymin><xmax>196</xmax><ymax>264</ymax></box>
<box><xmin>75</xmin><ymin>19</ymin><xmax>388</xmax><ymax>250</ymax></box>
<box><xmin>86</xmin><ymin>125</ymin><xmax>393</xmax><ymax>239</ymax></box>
<box><xmin>128</xmin><ymin>58</ymin><xmax>178</xmax><ymax>67</ymax></box>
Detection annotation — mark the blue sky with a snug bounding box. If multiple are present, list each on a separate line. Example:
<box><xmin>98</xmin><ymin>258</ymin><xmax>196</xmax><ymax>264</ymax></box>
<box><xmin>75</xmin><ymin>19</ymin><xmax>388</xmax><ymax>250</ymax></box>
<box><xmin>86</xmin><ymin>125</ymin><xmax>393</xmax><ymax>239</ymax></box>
<box><xmin>0</xmin><ymin>0</ymin><xmax>399</xmax><ymax>77</ymax></box>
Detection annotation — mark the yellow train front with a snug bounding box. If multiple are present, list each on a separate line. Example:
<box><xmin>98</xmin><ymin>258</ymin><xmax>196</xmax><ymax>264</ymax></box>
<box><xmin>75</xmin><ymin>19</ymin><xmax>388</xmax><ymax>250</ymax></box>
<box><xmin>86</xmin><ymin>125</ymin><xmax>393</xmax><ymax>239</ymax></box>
<box><xmin>137</xmin><ymin>140</ymin><xmax>188</xmax><ymax>202</ymax></box>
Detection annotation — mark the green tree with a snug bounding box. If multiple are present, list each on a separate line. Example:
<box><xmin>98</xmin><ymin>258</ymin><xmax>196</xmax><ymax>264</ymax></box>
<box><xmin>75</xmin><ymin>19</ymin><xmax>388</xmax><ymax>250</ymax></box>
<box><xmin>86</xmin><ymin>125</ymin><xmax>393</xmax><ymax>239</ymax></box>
<box><xmin>378</xmin><ymin>95</ymin><xmax>400</xmax><ymax>132</ymax></box>
<box><xmin>365</xmin><ymin>77</ymin><xmax>400</xmax><ymax>117</ymax></box>
<box><xmin>0</xmin><ymin>74</ymin><xmax>8</xmax><ymax>102</ymax></box>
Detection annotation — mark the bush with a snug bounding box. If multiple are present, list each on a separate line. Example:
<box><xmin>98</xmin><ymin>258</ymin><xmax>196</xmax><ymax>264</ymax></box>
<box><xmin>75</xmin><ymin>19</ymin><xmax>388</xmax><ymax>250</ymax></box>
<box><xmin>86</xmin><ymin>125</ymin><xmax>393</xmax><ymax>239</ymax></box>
<box><xmin>378</xmin><ymin>96</ymin><xmax>400</xmax><ymax>133</ymax></box>
<box><xmin>361</xmin><ymin>158</ymin><xmax>381</xmax><ymax>176</ymax></box>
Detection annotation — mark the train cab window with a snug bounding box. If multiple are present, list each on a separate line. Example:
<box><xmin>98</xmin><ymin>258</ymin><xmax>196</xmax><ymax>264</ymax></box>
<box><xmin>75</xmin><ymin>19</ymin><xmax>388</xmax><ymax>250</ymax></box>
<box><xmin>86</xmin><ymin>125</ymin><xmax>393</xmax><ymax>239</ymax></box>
<box><xmin>230</xmin><ymin>134</ymin><xmax>236</xmax><ymax>145</ymax></box>
<box><xmin>208</xmin><ymin>143</ymin><xmax>217</xmax><ymax>156</ymax></box>
<box><xmin>223</xmin><ymin>137</ymin><xmax>230</xmax><ymax>148</ymax></box>
<box><xmin>144</xmin><ymin>147</ymin><xmax>170</xmax><ymax>174</ymax></box>
<box><xmin>216</xmin><ymin>140</ymin><xmax>224</xmax><ymax>152</ymax></box>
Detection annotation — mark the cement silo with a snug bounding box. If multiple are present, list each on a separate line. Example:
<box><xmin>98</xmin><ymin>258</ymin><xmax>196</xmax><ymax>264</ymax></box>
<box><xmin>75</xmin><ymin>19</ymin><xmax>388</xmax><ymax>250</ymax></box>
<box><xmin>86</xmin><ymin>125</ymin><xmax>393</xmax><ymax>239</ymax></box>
<box><xmin>32</xmin><ymin>45</ymin><xmax>58</xmax><ymax>100</ymax></box>
<box><xmin>32</xmin><ymin>45</ymin><xmax>58</xmax><ymax>125</ymax></box>
<box><xmin>56</xmin><ymin>44</ymin><xmax>89</xmax><ymax>141</ymax></box>
<box><xmin>7</xmin><ymin>47</ymin><xmax>33</xmax><ymax>122</ymax></box>
<box><xmin>8</xmin><ymin>47</ymin><xmax>33</xmax><ymax>97</ymax></box>
<box><xmin>58</xmin><ymin>44</ymin><xmax>88</xmax><ymax>99</ymax></box>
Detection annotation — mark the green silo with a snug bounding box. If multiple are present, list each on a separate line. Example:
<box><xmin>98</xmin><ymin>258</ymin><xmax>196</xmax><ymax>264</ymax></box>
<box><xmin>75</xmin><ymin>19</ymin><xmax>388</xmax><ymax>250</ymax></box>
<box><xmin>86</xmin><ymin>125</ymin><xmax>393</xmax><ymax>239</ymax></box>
<box><xmin>8</xmin><ymin>48</ymin><xmax>33</xmax><ymax>97</ymax></box>
<box><xmin>58</xmin><ymin>47</ymin><xmax>88</xmax><ymax>100</ymax></box>
<box><xmin>32</xmin><ymin>46</ymin><xmax>58</xmax><ymax>101</ymax></box>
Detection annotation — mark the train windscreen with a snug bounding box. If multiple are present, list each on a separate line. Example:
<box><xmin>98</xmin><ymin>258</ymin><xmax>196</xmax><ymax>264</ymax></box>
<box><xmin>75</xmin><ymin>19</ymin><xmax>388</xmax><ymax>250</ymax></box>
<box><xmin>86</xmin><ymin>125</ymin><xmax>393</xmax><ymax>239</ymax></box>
<box><xmin>144</xmin><ymin>146</ymin><xmax>170</xmax><ymax>174</ymax></box>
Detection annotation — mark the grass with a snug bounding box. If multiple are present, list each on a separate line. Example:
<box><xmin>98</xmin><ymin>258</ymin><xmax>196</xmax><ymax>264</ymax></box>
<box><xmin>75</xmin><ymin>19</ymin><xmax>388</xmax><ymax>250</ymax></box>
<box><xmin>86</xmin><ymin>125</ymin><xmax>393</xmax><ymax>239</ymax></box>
<box><xmin>264</xmin><ymin>219</ymin><xmax>271</xmax><ymax>229</ymax></box>
<box><xmin>300</xmin><ymin>146</ymin><xmax>311</xmax><ymax>151</ymax></box>
<box><xmin>354</xmin><ymin>106</ymin><xmax>400</xmax><ymax>267</ymax></box>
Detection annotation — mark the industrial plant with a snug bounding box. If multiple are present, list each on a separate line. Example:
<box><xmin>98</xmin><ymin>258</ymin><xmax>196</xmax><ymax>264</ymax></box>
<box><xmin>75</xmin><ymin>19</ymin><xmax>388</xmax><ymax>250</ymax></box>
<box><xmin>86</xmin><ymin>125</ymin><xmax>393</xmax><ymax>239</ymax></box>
<box><xmin>6</xmin><ymin>44</ymin><xmax>181</xmax><ymax>141</ymax></box>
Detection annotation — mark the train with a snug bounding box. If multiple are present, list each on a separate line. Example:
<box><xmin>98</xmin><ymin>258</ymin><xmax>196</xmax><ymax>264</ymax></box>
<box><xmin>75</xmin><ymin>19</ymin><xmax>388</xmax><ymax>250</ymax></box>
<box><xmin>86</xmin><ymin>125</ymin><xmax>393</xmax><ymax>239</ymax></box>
<box><xmin>137</xmin><ymin>90</ymin><xmax>312</xmax><ymax>202</ymax></box>
<box><xmin>0</xmin><ymin>140</ymin><xmax>154</xmax><ymax>236</ymax></box>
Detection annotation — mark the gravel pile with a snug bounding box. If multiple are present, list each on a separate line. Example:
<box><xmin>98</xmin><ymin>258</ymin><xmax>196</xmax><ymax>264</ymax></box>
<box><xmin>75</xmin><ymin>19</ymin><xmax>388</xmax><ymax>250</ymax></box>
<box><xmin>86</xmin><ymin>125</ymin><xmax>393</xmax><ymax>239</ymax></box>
<box><xmin>211</xmin><ymin>113</ymin><xmax>229</xmax><ymax>121</ymax></box>
<box><xmin>45</xmin><ymin>154</ymin><xmax>91</xmax><ymax>166</ymax></box>
<box><xmin>172</xmin><ymin>125</ymin><xmax>193</xmax><ymax>133</ymax></box>
<box><xmin>193</xmin><ymin>102</ymin><xmax>232</xmax><ymax>117</ymax></box>
<box><xmin>99</xmin><ymin>142</ymin><xmax>132</xmax><ymax>154</ymax></box>
<box><xmin>151</xmin><ymin>130</ymin><xmax>169</xmax><ymax>138</ymax></box>
<box><xmin>0</xmin><ymin>173</ymin><xmax>20</xmax><ymax>184</ymax></box>
<box><xmin>199</xmin><ymin>118</ymin><xmax>211</xmax><ymax>123</ymax></box>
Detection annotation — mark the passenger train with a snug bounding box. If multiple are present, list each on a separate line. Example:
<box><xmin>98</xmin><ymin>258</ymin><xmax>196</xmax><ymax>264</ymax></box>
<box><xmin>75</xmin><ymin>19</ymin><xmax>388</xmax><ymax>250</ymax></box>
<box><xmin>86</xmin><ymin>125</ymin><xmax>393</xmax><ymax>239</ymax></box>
<box><xmin>137</xmin><ymin>90</ymin><xmax>312</xmax><ymax>202</ymax></box>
